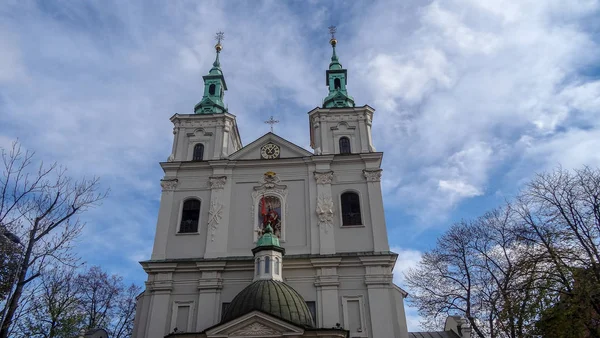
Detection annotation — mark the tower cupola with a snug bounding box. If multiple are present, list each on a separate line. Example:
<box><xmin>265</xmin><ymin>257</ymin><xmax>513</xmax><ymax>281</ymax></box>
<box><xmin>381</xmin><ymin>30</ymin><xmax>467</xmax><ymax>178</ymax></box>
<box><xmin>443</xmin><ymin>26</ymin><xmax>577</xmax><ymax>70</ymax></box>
<box><xmin>194</xmin><ymin>32</ymin><xmax>228</xmax><ymax>114</ymax></box>
<box><xmin>323</xmin><ymin>26</ymin><xmax>355</xmax><ymax>108</ymax></box>
<box><xmin>251</xmin><ymin>224</ymin><xmax>285</xmax><ymax>282</ymax></box>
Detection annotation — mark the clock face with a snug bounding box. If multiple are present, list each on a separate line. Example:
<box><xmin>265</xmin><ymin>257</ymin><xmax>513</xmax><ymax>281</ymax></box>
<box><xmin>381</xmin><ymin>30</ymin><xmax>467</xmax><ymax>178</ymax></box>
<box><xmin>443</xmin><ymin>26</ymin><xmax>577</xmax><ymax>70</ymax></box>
<box><xmin>261</xmin><ymin>143</ymin><xmax>280</xmax><ymax>159</ymax></box>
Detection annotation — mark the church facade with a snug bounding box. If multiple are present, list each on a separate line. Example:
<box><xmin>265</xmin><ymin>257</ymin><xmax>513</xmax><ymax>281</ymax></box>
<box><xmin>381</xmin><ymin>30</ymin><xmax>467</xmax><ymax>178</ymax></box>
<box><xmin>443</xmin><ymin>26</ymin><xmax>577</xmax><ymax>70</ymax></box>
<box><xmin>132</xmin><ymin>33</ymin><xmax>410</xmax><ymax>338</ymax></box>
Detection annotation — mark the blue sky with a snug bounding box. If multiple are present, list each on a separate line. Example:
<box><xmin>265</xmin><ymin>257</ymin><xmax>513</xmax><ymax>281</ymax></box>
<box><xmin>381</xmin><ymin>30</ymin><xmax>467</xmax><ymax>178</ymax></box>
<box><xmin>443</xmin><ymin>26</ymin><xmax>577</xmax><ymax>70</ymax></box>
<box><xmin>1</xmin><ymin>0</ymin><xmax>600</xmax><ymax>331</ymax></box>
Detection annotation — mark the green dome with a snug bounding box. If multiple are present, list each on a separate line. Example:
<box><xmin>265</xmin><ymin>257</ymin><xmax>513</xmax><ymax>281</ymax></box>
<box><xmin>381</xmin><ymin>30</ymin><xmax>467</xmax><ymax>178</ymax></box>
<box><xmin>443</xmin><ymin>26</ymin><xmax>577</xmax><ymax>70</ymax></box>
<box><xmin>256</xmin><ymin>224</ymin><xmax>280</xmax><ymax>248</ymax></box>
<box><xmin>221</xmin><ymin>280</ymin><xmax>314</xmax><ymax>328</ymax></box>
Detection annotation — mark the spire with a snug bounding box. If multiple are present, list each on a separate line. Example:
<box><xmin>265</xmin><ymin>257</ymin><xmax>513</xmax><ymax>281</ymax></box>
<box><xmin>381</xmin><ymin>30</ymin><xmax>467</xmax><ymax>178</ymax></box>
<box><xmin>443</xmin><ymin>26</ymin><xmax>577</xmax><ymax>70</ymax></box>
<box><xmin>323</xmin><ymin>26</ymin><xmax>355</xmax><ymax>108</ymax></box>
<box><xmin>194</xmin><ymin>32</ymin><xmax>228</xmax><ymax>114</ymax></box>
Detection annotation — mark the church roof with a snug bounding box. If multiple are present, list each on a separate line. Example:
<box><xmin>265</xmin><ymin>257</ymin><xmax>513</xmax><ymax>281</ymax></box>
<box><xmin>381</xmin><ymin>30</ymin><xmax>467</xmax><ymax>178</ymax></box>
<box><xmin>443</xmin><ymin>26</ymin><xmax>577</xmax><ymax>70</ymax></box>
<box><xmin>221</xmin><ymin>279</ymin><xmax>314</xmax><ymax>328</ymax></box>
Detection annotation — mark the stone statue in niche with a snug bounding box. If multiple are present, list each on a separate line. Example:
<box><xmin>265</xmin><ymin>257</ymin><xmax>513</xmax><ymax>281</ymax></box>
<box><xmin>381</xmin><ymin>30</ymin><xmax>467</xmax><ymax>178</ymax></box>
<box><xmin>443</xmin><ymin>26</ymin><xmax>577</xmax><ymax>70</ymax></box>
<box><xmin>258</xmin><ymin>195</ymin><xmax>282</xmax><ymax>238</ymax></box>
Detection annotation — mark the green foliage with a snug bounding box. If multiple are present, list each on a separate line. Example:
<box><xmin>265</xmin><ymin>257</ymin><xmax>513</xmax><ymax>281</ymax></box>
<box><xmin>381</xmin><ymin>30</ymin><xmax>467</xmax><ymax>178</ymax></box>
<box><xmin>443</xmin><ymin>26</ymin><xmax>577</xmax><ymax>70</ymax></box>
<box><xmin>0</xmin><ymin>231</ymin><xmax>20</xmax><ymax>302</ymax></box>
<box><xmin>11</xmin><ymin>266</ymin><xmax>140</xmax><ymax>338</ymax></box>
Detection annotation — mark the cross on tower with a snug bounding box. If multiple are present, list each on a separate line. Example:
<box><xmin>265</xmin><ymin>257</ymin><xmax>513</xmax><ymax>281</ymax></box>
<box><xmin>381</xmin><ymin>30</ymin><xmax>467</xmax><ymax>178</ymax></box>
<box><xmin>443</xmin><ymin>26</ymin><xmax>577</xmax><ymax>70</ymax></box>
<box><xmin>215</xmin><ymin>31</ymin><xmax>225</xmax><ymax>44</ymax></box>
<box><xmin>264</xmin><ymin>116</ymin><xmax>279</xmax><ymax>133</ymax></box>
<box><xmin>328</xmin><ymin>25</ymin><xmax>337</xmax><ymax>39</ymax></box>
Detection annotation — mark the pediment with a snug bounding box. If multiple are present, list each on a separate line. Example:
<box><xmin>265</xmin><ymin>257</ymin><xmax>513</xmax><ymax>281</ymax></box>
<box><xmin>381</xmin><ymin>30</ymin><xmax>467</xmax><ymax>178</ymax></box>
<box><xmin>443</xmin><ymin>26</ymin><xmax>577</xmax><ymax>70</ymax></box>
<box><xmin>228</xmin><ymin>132</ymin><xmax>313</xmax><ymax>160</ymax></box>
<box><xmin>206</xmin><ymin>311</ymin><xmax>304</xmax><ymax>337</ymax></box>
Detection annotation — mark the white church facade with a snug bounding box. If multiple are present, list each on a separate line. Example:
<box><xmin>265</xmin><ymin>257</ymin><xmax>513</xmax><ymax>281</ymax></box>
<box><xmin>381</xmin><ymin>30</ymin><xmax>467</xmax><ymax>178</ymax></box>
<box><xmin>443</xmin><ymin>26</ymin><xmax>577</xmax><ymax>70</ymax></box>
<box><xmin>132</xmin><ymin>32</ymin><xmax>470</xmax><ymax>338</ymax></box>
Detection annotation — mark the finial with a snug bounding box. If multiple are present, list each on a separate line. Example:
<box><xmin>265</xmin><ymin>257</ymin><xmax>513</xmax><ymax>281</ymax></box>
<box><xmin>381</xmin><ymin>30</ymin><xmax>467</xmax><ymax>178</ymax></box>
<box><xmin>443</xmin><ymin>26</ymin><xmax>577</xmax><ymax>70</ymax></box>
<box><xmin>212</xmin><ymin>31</ymin><xmax>224</xmax><ymax>68</ymax></box>
<box><xmin>215</xmin><ymin>31</ymin><xmax>224</xmax><ymax>52</ymax></box>
<box><xmin>328</xmin><ymin>26</ymin><xmax>337</xmax><ymax>47</ymax></box>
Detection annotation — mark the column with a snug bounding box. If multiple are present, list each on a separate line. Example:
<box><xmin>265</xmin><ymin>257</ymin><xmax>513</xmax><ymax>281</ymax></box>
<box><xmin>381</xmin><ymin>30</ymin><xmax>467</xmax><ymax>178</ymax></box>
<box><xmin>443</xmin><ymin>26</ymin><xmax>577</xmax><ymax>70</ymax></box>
<box><xmin>314</xmin><ymin>170</ymin><xmax>335</xmax><ymax>255</ymax></box>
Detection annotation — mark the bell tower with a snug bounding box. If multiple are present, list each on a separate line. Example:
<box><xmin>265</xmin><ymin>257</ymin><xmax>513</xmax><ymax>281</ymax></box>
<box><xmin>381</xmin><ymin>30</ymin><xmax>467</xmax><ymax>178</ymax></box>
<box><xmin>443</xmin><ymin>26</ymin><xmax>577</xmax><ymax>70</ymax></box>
<box><xmin>309</xmin><ymin>27</ymin><xmax>375</xmax><ymax>155</ymax></box>
<box><xmin>165</xmin><ymin>32</ymin><xmax>241</xmax><ymax>163</ymax></box>
<box><xmin>194</xmin><ymin>32</ymin><xmax>228</xmax><ymax>114</ymax></box>
<box><xmin>323</xmin><ymin>26</ymin><xmax>355</xmax><ymax>109</ymax></box>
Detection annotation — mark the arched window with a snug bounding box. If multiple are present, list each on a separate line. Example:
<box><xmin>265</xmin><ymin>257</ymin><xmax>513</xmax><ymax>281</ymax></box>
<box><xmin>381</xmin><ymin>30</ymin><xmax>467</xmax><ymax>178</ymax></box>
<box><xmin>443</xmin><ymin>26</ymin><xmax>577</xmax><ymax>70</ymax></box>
<box><xmin>334</xmin><ymin>78</ymin><xmax>341</xmax><ymax>90</ymax></box>
<box><xmin>180</xmin><ymin>199</ymin><xmax>200</xmax><ymax>233</ymax></box>
<box><xmin>275</xmin><ymin>258</ymin><xmax>280</xmax><ymax>274</ymax></box>
<box><xmin>264</xmin><ymin>256</ymin><xmax>271</xmax><ymax>273</ymax></box>
<box><xmin>341</xmin><ymin>192</ymin><xmax>362</xmax><ymax>226</ymax></box>
<box><xmin>209</xmin><ymin>84</ymin><xmax>216</xmax><ymax>95</ymax></box>
<box><xmin>256</xmin><ymin>259</ymin><xmax>260</xmax><ymax>275</ymax></box>
<box><xmin>193</xmin><ymin>144</ymin><xmax>204</xmax><ymax>161</ymax></box>
<box><xmin>339</xmin><ymin>137</ymin><xmax>351</xmax><ymax>154</ymax></box>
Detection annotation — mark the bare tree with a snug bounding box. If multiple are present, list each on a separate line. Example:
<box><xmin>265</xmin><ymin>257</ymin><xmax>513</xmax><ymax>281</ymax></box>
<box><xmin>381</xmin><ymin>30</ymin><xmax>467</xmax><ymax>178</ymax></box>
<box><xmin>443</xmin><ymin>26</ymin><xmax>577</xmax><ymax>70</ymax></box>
<box><xmin>77</xmin><ymin>266</ymin><xmax>123</xmax><ymax>331</ymax></box>
<box><xmin>515</xmin><ymin>166</ymin><xmax>600</xmax><ymax>337</ymax></box>
<box><xmin>405</xmin><ymin>221</ymin><xmax>489</xmax><ymax>337</ymax></box>
<box><xmin>0</xmin><ymin>141</ymin><xmax>106</xmax><ymax>338</ymax></box>
<box><xmin>407</xmin><ymin>166</ymin><xmax>600</xmax><ymax>337</ymax></box>
<box><xmin>110</xmin><ymin>283</ymin><xmax>142</xmax><ymax>338</ymax></box>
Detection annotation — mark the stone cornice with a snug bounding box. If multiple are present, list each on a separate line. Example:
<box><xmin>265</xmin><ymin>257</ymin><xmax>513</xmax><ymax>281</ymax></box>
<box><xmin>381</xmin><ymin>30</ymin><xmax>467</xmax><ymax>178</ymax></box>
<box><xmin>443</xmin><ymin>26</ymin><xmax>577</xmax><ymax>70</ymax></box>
<box><xmin>358</xmin><ymin>255</ymin><xmax>397</xmax><ymax>266</ymax></box>
<box><xmin>140</xmin><ymin>262</ymin><xmax>178</xmax><ymax>273</ymax></box>
<box><xmin>307</xmin><ymin>105</ymin><xmax>375</xmax><ymax>116</ymax></box>
<box><xmin>195</xmin><ymin>261</ymin><xmax>227</xmax><ymax>271</ymax></box>
<box><xmin>141</xmin><ymin>251</ymin><xmax>397</xmax><ymax>265</ymax></box>
<box><xmin>309</xmin><ymin>257</ymin><xmax>342</xmax><ymax>268</ymax></box>
<box><xmin>170</xmin><ymin>112</ymin><xmax>238</xmax><ymax>123</ymax></box>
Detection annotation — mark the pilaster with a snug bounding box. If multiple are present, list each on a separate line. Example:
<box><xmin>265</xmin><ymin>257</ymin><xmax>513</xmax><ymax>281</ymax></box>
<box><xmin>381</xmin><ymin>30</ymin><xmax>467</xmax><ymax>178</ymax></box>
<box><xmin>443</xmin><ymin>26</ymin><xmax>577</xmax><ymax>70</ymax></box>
<box><xmin>314</xmin><ymin>168</ymin><xmax>335</xmax><ymax>255</ymax></box>
<box><xmin>151</xmin><ymin>179</ymin><xmax>178</xmax><ymax>260</ymax></box>
<box><xmin>143</xmin><ymin>263</ymin><xmax>177</xmax><ymax>338</ymax></box>
<box><xmin>196</xmin><ymin>262</ymin><xmax>226</xmax><ymax>331</ymax></box>
<box><xmin>212</xmin><ymin>124</ymin><xmax>224</xmax><ymax>159</ymax></box>
<box><xmin>312</xmin><ymin>258</ymin><xmax>342</xmax><ymax>328</ymax></box>
<box><xmin>204</xmin><ymin>173</ymin><xmax>230</xmax><ymax>258</ymax></box>
<box><xmin>363</xmin><ymin>169</ymin><xmax>389</xmax><ymax>252</ymax></box>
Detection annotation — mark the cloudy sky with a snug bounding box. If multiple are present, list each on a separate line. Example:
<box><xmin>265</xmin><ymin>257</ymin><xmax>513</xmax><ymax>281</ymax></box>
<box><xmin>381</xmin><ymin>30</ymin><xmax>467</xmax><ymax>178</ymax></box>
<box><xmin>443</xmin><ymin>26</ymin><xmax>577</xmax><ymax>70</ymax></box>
<box><xmin>1</xmin><ymin>0</ymin><xmax>600</xmax><ymax>331</ymax></box>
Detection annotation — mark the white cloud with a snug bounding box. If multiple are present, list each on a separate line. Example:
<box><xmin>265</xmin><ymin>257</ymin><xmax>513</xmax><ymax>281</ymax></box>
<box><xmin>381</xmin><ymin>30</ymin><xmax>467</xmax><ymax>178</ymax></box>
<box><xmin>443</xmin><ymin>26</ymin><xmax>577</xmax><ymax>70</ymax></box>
<box><xmin>391</xmin><ymin>247</ymin><xmax>422</xmax><ymax>287</ymax></box>
<box><xmin>347</xmin><ymin>0</ymin><xmax>600</xmax><ymax>223</ymax></box>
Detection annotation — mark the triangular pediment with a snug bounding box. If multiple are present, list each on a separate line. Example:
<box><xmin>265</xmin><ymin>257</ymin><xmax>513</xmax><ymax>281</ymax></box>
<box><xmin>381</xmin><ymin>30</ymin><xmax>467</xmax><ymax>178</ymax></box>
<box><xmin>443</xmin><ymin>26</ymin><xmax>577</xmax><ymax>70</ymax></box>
<box><xmin>228</xmin><ymin>132</ymin><xmax>313</xmax><ymax>160</ymax></box>
<box><xmin>205</xmin><ymin>311</ymin><xmax>304</xmax><ymax>337</ymax></box>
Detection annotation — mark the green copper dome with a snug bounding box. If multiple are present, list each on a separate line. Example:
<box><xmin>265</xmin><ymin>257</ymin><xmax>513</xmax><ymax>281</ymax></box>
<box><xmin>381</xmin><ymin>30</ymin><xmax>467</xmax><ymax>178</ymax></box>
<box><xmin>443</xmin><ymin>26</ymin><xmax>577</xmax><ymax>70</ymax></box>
<box><xmin>221</xmin><ymin>279</ymin><xmax>314</xmax><ymax>327</ymax></box>
<box><xmin>256</xmin><ymin>224</ymin><xmax>280</xmax><ymax>247</ymax></box>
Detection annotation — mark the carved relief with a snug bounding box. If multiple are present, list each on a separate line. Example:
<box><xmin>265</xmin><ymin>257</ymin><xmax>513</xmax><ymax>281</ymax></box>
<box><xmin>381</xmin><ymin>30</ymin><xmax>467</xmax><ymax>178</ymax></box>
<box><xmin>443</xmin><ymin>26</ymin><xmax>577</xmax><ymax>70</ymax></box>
<box><xmin>160</xmin><ymin>179</ymin><xmax>178</xmax><ymax>191</ymax></box>
<box><xmin>316</xmin><ymin>193</ymin><xmax>334</xmax><ymax>232</ymax></box>
<box><xmin>208</xmin><ymin>200</ymin><xmax>224</xmax><ymax>242</ymax></box>
<box><xmin>209</xmin><ymin>176</ymin><xmax>227</xmax><ymax>189</ymax></box>
<box><xmin>314</xmin><ymin>171</ymin><xmax>334</xmax><ymax>185</ymax></box>
<box><xmin>363</xmin><ymin>169</ymin><xmax>382</xmax><ymax>182</ymax></box>
<box><xmin>230</xmin><ymin>322</ymin><xmax>280</xmax><ymax>336</ymax></box>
